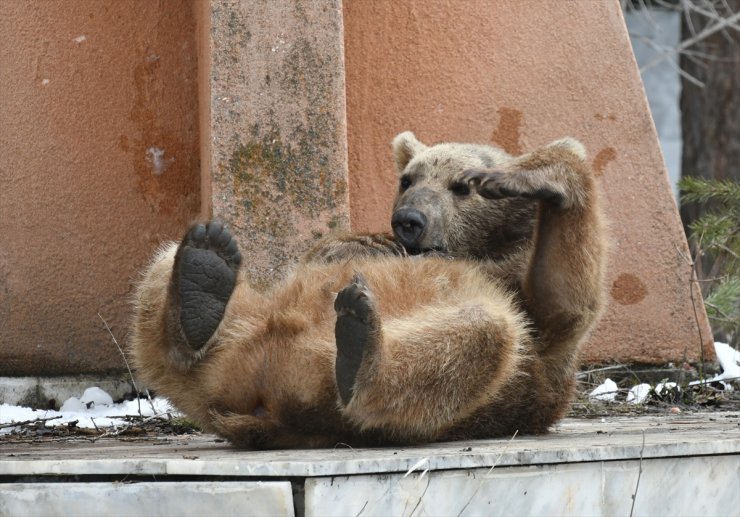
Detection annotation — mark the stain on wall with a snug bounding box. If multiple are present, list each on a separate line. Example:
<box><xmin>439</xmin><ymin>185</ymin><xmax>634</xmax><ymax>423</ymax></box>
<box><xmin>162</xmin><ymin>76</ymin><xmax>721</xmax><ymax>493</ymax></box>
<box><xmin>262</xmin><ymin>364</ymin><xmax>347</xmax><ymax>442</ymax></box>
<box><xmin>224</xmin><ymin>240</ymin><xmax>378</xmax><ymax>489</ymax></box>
<box><xmin>0</xmin><ymin>1</ymin><xmax>200</xmax><ymax>375</ymax></box>
<box><xmin>592</xmin><ymin>147</ymin><xmax>618</xmax><ymax>177</ymax></box>
<box><xmin>490</xmin><ymin>107</ymin><xmax>524</xmax><ymax>155</ymax></box>
<box><xmin>611</xmin><ymin>273</ymin><xmax>649</xmax><ymax>305</ymax></box>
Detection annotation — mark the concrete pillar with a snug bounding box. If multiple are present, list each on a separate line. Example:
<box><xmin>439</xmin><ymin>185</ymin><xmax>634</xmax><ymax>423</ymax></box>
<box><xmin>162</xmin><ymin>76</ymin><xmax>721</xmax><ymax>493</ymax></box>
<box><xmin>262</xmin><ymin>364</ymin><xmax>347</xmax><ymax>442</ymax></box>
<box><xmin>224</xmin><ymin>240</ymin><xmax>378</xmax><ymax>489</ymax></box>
<box><xmin>202</xmin><ymin>0</ymin><xmax>350</xmax><ymax>288</ymax></box>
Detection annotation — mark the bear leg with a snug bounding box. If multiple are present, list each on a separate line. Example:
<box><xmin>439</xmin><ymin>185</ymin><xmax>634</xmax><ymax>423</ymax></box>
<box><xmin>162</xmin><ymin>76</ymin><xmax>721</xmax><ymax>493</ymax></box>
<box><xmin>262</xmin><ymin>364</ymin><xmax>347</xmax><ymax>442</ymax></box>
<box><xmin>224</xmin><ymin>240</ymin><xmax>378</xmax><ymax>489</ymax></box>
<box><xmin>334</xmin><ymin>273</ymin><xmax>381</xmax><ymax>405</ymax></box>
<box><xmin>173</xmin><ymin>221</ymin><xmax>242</xmax><ymax>350</ymax></box>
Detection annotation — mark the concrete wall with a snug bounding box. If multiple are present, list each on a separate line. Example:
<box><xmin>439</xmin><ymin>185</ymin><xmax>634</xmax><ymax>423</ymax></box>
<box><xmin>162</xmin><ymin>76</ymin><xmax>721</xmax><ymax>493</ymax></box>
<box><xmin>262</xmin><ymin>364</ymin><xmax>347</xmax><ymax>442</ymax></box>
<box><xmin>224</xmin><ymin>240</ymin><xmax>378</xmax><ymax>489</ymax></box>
<box><xmin>342</xmin><ymin>1</ymin><xmax>711</xmax><ymax>364</ymax></box>
<box><xmin>0</xmin><ymin>0</ymin><xmax>710</xmax><ymax>376</ymax></box>
<box><xmin>0</xmin><ymin>1</ymin><xmax>200</xmax><ymax>375</ymax></box>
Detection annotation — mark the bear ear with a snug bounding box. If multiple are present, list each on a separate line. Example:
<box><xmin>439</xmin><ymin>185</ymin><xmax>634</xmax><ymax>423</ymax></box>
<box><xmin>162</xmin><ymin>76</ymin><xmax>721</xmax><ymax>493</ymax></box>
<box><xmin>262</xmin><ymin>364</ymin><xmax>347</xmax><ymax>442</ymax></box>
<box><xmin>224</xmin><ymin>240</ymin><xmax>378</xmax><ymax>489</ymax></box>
<box><xmin>392</xmin><ymin>131</ymin><xmax>427</xmax><ymax>172</ymax></box>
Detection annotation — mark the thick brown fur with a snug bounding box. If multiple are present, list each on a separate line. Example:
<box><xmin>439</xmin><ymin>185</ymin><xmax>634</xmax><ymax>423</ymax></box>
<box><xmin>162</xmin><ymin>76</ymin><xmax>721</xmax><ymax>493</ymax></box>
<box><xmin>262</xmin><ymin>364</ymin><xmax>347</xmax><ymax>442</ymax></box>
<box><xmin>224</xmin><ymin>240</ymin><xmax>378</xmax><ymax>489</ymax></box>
<box><xmin>130</xmin><ymin>132</ymin><xmax>606</xmax><ymax>449</ymax></box>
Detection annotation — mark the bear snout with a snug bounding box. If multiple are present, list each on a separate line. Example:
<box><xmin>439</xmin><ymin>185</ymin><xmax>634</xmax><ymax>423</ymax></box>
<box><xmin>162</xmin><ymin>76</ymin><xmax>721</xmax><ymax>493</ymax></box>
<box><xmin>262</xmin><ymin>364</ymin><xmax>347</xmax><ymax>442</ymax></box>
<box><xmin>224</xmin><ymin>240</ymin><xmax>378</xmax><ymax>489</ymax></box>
<box><xmin>392</xmin><ymin>207</ymin><xmax>427</xmax><ymax>251</ymax></box>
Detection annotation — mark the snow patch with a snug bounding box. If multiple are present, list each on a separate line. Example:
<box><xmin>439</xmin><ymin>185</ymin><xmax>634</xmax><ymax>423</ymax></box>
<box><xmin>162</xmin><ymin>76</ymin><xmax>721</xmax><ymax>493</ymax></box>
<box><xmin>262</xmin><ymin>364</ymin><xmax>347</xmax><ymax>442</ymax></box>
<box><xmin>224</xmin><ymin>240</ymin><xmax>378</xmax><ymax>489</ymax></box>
<box><xmin>626</xmin><ymin>383</ymin><xmax>651</xmax><ymax>404</ymax></box>
<box><xmin>0</xmin><ymin>386</ymin><xmax>178</xmax><ymax>435</ymax></box>
<box><xmin>713</xmin><ymin>341</ymin><xmax>740</xmax><ymax>382</ymax></box>
<box><xmin>655</xmin><ymin>381</ymin><xmax>679</xmax><ymax>395</ymax></box>
<box><xmin>688</xmin><ymin>342</ymin><xmax>740</xmax><ymax>390</ymax></box>
<box><xmin>589</xmin><ymin>378</ymin><xmax>618</xmax><ymax>401</ymax></box>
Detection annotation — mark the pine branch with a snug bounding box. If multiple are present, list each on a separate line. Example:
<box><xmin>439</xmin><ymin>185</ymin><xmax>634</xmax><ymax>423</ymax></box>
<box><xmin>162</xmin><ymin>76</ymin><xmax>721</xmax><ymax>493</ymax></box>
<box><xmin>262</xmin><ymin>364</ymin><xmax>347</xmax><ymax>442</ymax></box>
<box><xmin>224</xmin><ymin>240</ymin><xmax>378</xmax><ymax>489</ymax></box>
<box><xmin>680</xmin><ymin>176</ymin><xmax>740</xmax><ymax>205</ymax></box>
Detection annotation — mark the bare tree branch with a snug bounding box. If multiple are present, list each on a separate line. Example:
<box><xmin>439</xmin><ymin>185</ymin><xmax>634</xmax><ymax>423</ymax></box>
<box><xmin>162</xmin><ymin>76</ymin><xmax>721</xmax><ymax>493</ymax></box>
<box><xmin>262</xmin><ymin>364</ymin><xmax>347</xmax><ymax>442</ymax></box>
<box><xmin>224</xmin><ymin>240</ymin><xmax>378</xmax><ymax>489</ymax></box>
<box><xmin>641</xmin><ymin>10</ymin><xmax>740</xmax><ymax>73</ymax></box>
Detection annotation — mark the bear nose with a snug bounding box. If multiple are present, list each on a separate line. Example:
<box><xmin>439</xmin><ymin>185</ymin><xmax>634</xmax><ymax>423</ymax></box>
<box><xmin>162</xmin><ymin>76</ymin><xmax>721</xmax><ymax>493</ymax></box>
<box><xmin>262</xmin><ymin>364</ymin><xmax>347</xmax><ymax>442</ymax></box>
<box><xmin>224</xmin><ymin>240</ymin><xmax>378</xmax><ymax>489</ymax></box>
<box><xmin>391</xmin><ymin>208</ymin><xmax>427</xmax><ymax>249</ymax></box>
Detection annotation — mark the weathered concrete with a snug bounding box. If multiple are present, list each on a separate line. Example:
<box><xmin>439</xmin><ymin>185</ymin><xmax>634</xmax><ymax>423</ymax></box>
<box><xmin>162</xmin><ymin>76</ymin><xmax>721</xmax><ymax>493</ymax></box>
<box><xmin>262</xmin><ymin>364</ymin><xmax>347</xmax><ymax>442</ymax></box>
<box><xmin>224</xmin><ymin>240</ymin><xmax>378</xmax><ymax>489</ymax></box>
<box><xmin>0</xmin><ymin>482</ymin><xmax>295</xmax><ymax>517</ymax></box>
<box><xmin>0</xmin><ymin>375</ymin><xmax>134</xmax><ymax>410</ymax></box>
<box><xmin>2</xmin><ymin>412</ymin><xmax>737</xmax><ymax>477</ymax></box>
<box><xmin>203</xmin><ymin>0</ymin><xmax>350</xmax><ymax>288</ymax></box>
<box><xmin>342</xmin><ymin>1</ymin><xmax>712</xmax><ymax>364</ymax></box>
<box><xmin>1</xmin><ymin>413</ymin><xmax>737</xmax><ymax>517</ymax></box>
<box><xmin>306</xmin><ymin>456</ymin><xmax>738</xmax><ymax>517</ymax></box>
<box><xmin>0</xmin><ymin>1</ymin><xmax>200</xmax><ymax>375</ymax></box>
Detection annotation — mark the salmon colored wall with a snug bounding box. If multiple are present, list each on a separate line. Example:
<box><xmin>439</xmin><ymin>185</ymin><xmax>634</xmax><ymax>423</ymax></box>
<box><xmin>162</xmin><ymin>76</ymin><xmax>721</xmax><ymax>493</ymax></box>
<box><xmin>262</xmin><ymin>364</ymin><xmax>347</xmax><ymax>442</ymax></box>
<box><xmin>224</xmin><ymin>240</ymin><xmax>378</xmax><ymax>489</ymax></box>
<box><xmin>0</xmin><ymin>1</ymin><xmax>200</xmax><ymax>375</ymax></box>
<box><xmin>343</xmin><ymin>1</ymin><xmax>712</xmax><ymax>363</ymax></box>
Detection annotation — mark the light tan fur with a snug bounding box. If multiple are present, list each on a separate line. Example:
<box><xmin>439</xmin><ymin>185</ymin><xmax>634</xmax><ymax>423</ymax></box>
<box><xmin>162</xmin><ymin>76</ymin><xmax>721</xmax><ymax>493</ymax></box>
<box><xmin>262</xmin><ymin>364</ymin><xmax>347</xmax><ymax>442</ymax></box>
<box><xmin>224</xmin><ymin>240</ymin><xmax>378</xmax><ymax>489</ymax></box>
<box><xmin>130</xmin><ymin>131</ymin><xmax>606</xmax><ymax>449</ymax></box>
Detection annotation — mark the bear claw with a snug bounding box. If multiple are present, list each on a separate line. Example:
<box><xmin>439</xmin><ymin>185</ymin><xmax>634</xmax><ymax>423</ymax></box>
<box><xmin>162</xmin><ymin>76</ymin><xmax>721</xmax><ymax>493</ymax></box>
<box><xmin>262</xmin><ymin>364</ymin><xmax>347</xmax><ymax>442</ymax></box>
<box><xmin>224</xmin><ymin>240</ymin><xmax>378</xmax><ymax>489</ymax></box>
<box><xmin>461</xmin><ymin>169</ymin><xmax>564</xmax><ymax>204</ymax></box>
<box><xmin>176</xmin><ymin>221</ymin><xmax>241</xmax><ymax>350</ymax></box>
<box><xmin>334</xmin><ymin>274</ymin><xmax>378</xmax><ymax>405</ymax></box>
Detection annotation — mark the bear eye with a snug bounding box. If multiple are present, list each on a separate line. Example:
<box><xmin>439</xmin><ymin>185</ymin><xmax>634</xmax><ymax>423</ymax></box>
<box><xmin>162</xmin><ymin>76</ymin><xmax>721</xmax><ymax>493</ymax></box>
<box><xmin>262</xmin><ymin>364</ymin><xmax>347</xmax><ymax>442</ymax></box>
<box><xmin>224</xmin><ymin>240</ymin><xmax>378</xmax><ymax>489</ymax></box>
<box><xmin>399</xmin><ymin>176</ymin><xmax>412</xmax><ymax>192</ymax></box>
<box><xmin>449</xmin><ymin>182</ymin><xmax>470</xmax><ymax>196</ymax></box>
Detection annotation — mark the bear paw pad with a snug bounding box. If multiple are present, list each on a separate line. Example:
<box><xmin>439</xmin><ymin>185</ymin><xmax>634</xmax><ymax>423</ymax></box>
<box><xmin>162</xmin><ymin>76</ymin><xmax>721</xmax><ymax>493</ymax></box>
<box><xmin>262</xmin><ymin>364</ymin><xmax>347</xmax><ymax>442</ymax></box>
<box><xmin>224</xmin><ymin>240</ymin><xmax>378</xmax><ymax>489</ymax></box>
<box><xmin>176</xmin><ymin>221</ymin><xmax>241</xmax><ymax>350</ymax></box>
<box><xmin>334</xmin><ymin>274</ymin><xmax>378</xmax><ymax>405</ymax></box>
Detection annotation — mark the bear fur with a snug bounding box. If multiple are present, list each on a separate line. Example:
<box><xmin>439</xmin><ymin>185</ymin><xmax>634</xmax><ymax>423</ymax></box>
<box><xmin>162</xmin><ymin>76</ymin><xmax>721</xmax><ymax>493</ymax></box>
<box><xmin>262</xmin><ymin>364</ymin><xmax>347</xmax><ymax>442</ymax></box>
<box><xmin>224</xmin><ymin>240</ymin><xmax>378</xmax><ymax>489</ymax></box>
<box><xmin>129</xmin><ymin>131</ymin><xmax>607</xmax><ymax>449</ymax></box>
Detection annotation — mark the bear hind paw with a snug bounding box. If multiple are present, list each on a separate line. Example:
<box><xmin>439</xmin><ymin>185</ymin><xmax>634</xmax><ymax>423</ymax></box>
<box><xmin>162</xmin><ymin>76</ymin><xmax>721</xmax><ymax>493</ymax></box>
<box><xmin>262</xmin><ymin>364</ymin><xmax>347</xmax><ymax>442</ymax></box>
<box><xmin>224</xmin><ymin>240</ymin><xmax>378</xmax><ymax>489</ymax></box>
<box><xmin>176</xmin><ymin>221</ymin><xmax>242</xmax><ymax>350</ymax></box>
<box><xmin>334</xmin><ymin>273</ymin><xmax>379</xmax><ymax>406</ymax></box>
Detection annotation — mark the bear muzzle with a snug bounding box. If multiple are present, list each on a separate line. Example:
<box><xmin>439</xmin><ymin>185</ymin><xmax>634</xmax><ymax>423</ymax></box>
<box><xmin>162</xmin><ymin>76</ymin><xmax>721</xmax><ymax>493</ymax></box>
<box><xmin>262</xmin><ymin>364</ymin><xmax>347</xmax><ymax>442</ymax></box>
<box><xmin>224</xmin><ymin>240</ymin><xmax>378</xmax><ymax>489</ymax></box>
<box><xmin>392</xmin><ymin>207</ymin><xmax>427</xmax><ymax>251</ymax></box>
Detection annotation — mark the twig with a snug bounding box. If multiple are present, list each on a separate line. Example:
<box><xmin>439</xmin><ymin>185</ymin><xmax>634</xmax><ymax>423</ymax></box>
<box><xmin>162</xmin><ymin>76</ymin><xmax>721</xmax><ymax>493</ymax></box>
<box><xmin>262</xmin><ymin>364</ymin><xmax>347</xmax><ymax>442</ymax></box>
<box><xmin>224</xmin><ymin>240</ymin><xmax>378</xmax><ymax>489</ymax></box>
<box><xmin>675</xmin><ymin>242</ymin><xmax>708</xmax><ymax>384</ymax></box>
<box><xmin>0</xmin><ymin>416</ymin><xmax>62</xmax><ymax>429</ymax></box>
<box><xmin>355</xmin><ymin>500</ymin><xmax>368</xmax><ymax>517</ymax></box>
<box><xmin>703</xmin><ymin>301</ymin><xmax>734</xmax><ymax>321</ymax></box>
<box><xmin>577</xmin><ymin>364</ymin><xmax>627</xmax><ymax>379</ymax></box>
<box><xmin>631</xmin><ymin>32</ymin><xmax>705</xmax><ymax>86</ymax></box>
<box><xmin>403</xmin><ymin>457</ymin><xmax>429</xmax><ymax>478</ymax></box>
<box><xmin>640</xmin><ymin>11</ymin><xmax>740</xmax><ymax>73</ymax></box>
<box><xmin>689</xmin><ymin>2</ymin><xmax>740</xmax><ymax>32</ymax></box>
<box><xmin>630</xmin><ymin>431</ymin><xmax>646</xmax><ymax>517</ymax></box>
<box><xmin>88</xmin><ymin>411</ymin><xmax>173</xmax><ymax>442</ymax></box>
<box><xmin>456</xmin><ymin>431</ymin><xmax>518</xmax><ymax>516</ymax></box>
<box><xmin>98</xmin><ymin>313</ymin><xmax>142</xmax><ymax>417</ymax></box>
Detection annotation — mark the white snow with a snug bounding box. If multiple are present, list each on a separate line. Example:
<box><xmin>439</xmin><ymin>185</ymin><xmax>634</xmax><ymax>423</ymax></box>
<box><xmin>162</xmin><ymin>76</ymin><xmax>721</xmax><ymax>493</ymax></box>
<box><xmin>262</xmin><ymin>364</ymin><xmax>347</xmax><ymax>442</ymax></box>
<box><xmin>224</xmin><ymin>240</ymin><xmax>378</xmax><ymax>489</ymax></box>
<box><xmin>590</xmin><ymin>342</ymin><xmax>739</xmax><ymax>404</ymax></box>
<box><xmin>626</xmin><ymin>383</ymin><xmax>651</xmax><ymax>404</ymax></box>
<box><xmin>688</xmin><ymin>342</ymin><xmax>740</xmax><ymax>390</ymax></box>
<box><xmin>589</xmin><ymin>378</ymin><xmax>618</xmax><ymax>401</ymax></box>
<box><xmin>655</xmin><ymin>381</ymin><xmax>679</xmax><ymax>395</ymax></box>
<box><xmin>0</xmin><ymin>387</ymin><xmax>178</xmax><ymax>435</ymax></box>
<box><xmin>712</xmin><ymin>342</ymin><xmax>740</xmax><ymax>382</ymax></box>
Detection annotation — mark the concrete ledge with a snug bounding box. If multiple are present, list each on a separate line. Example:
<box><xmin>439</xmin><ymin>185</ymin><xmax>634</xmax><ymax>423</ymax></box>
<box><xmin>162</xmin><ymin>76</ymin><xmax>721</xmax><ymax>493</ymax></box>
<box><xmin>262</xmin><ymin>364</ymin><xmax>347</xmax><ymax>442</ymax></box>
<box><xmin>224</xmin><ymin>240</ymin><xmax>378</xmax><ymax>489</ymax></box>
<box><xmin>306</xmin><ymin>456</ymin><xmax>737</xmax><ymax>517</ymax></box>
<box><xmin>0</xmin><ymin>481</ymin><xmax>294</xmax><ymax>517</ymax></box>
<box><xmin>2</xmin><ymin>413</ymin><xmax>737</xmax><ymax>517</ymax></box>
<box><xmin>2</xmin><ymin>413</ymin><xmax>737</xmax><ymax>478</ymax></box>
<box><xmin>0</xmin><ymin>375</ymin><xmax>134</xmax><ymax>410</ymax></box>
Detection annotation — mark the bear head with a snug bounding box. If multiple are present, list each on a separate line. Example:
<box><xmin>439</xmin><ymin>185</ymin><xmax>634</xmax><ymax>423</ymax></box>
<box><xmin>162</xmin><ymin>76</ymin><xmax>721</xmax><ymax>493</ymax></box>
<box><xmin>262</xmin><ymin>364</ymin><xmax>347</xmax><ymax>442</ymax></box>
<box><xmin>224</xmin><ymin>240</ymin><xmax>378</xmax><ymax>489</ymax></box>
<box><xmin>390</xmin><ymin>131</ymin><xmax>537</xmax><ymax>261</ymax></box>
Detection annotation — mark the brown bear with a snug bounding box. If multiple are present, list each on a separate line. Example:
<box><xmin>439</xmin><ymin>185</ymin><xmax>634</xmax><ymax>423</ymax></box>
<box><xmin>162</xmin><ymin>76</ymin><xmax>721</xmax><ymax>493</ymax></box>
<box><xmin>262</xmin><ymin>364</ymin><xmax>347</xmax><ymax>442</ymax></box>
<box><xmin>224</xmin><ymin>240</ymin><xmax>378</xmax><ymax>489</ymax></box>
<box><xmin>130</xmin><ymin>131</ymin><xmax>606</xmax><ymax>449</ymax></box>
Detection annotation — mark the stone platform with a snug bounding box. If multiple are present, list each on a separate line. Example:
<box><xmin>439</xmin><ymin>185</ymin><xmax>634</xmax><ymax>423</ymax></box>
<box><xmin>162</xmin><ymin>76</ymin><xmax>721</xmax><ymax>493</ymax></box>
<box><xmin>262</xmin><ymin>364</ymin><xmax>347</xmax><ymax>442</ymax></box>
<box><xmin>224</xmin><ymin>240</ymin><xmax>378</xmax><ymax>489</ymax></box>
<box><xmin>1</xmin><ymin>412</ymin><xmax>738</xmax><ymax>516</ymax></box>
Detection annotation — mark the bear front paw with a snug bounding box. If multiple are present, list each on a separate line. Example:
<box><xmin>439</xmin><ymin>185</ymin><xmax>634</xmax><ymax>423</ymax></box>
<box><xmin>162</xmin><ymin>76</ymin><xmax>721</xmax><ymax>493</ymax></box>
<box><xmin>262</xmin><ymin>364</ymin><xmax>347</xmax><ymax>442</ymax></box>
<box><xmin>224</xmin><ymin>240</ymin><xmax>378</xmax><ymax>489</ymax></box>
<box><xmin>460</xmin><ymin>168</ymin><xmax>565</xmax><ymax>205</ymax></box>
